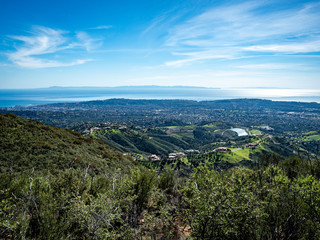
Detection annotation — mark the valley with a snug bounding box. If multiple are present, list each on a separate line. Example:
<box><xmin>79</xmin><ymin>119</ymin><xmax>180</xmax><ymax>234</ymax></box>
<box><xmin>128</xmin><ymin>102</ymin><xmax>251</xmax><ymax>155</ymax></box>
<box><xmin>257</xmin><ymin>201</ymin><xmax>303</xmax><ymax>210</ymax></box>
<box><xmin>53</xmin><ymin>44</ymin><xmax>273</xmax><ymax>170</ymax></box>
<box><xmin>2</xmin><ymin>98</ymin><xmax>319</xmax><ymax>167</ymax></box>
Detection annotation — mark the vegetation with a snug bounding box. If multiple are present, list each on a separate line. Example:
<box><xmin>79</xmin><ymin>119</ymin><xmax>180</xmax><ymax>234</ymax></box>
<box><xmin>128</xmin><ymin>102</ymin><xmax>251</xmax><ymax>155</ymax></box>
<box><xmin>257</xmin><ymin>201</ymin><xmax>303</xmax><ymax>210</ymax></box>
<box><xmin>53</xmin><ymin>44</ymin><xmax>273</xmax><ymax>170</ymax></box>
<box><xmin>0</xmin><ymin>113</ymin><xmax>133</xmax><ymax>173</ymax></box>
<box><xmin>250</xmin><ymin>129</ymin><xmax>262</xmax><ymax>135</ymax></box>
<box><xmin>2</xmin><ymin>99</ymin><xmax>320</xmax><ymax>159</ymax></box>
<box><xmin>2</xmin><ymin>152</ymin><xmax>320</xmax><ymax>238</ymax></box>
<box><xmin>1</xmin><ymin>100</ymin><xmax>320</xmax><ymax>239</ymax></box>
<box><xmin>91</xmin><ymin>127</ymin><xmax>189</xmax><ymax>155</ymax></box>
<box><xmin>184</xmin><ymin>160</ymin><xmax>320</xmax><ymax>239</ymax></box>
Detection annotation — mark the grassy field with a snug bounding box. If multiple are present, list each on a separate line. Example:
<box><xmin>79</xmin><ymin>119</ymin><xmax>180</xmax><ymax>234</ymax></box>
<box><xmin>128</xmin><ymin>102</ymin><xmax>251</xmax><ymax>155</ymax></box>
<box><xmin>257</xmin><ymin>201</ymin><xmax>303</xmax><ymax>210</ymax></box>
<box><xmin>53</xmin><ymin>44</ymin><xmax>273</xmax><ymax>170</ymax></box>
<box><xmin>250</xmin><ymin>129</ymin><xmax>262</xmax><ymax>135</ymax></box>
<box><xmin>172</xmin><ymin>132</ymin><xmax>194</xmax><ymax>138</ymax></box>
<box><xmin>223</xmin><ymin>146</ymin><xmax>264</xmax><ymax>163</ymax></box>
<box><xmin>305</xmin><ymin>131</ymin><xmax>318</xmax><ymax>135</ymax></box>
<box><xmin>303</xmin><ymin>134</ymin><xmax>320</xmax><ymax>141</ymax></box>
<box><xmin>203</xmin><ymin>123</ymin><xmax>217</xmax><ymax>128</ymax></box>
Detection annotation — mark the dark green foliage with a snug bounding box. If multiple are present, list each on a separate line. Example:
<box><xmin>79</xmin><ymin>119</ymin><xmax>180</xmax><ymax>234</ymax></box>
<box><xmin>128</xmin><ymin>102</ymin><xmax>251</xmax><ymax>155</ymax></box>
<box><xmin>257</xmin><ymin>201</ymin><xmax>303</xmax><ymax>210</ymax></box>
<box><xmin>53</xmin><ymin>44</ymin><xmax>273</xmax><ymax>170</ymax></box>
<box><xmin>280</xmin><ymin>156</ymin><xmax>310</xmax><ymax>179</ymax></box>
<box><xmin>183</xmin><ymin>163</ymin><xmax>320</xmax><ymax>239</ymax></box>
<box><xmin>2</xmin><ymin>114</ymin><xmax>320</xmax><ymax>239</ymax></box>
<box><xmin>93</xmin><ymin>128</ymin><xmax>187</xmax><ymax>155</ymax></box>
<box><xmin>0</xmin><ymin>113</ymin><xmax>133</xmax><ymax>173</ymax></box>
<box><xmin>133</xmin><ymin>170</ymin><xmax>156</xmax><ymax>215</ymax></box>
<box><xmin>2</xmin><ymin>156</ymin><xmax>320</xmax><ymax>239</ymax></box>
<box><xmin>158</xmin><ymin>168</ymin><xmax>176</xmax><ymax>193</ymax></box>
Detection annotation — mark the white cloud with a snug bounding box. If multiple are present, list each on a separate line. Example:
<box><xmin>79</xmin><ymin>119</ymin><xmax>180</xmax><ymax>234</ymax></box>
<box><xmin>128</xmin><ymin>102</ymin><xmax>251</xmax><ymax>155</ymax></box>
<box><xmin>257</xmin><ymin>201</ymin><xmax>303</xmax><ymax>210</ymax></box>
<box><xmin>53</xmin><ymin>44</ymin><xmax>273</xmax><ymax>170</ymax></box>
<box><xmin>7</xmin><ymin>26</ymin><xmax>98</xmax><ymax>68</ymax></box>
<box><xmin>141</xmin><ymin>8</ymin><xmax>183</xmax><ymax>38</ymax></box>
<box><xmin>142</xmin><ymin>14</ymin><xmax>168</xmax><ymax>36</ymax></box>
<box><xmin>165</xmin><ymin>49</ymin><xmax>237</xmax><ymax>67</ymax></box>
<box><xmin>167</xmin><ymin>1</ymin><xmax>320</xmax><ymax>46</ymax></box>
<box><xmin>90</xmin><ymin>25</ymin><xmax>112</xmax><ymax>30</ymax></box>
<box><xmin>243</xmin><ymin>39</ymin><xmax>320</xmax><ymax>53</ymax></box>
<box><xmin>235</xmin><ymin>63</ymin><xmax>309</xmax><ymax>70</ymax></box>
<box><xmin>76</xmin><ymin>31</ymin><xmax>102</xmax><ymax>51</ymax></box>
<box><xmin>164</xmin><ymin>1</ymin><xmax>320</xmax><ymax>66</ymax></box>
<box><xmin>11</xmin><ymin>57</ymin><xmax>93</xmax><ymax>69</ymax></box>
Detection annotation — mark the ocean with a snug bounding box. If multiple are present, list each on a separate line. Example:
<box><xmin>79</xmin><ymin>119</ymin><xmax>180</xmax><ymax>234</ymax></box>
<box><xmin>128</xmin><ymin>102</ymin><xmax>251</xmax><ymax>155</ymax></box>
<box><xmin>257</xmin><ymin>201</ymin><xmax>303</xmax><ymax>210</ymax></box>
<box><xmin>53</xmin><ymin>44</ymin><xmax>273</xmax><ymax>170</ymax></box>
<box><xmin>0</xmin><ymin>86</ymin><xmax>320</xmax><ymax>107</ymax></box>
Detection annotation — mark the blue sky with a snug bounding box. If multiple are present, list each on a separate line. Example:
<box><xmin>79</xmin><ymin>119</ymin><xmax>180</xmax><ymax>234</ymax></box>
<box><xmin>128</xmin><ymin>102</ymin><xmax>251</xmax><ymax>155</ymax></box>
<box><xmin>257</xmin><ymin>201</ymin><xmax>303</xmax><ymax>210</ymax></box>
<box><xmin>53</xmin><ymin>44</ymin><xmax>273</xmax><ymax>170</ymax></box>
<box><xmin>0</xmin><ymin>0</ymin><xmax>319</xmax><ymax>89</ymax></box>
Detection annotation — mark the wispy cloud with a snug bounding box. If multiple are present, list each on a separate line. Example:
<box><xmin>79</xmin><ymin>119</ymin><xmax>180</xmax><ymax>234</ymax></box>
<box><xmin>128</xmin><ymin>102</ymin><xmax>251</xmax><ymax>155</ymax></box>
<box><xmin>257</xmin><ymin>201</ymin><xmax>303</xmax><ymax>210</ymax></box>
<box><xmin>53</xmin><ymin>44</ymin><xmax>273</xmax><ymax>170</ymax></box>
<box><xmin>90</xmin><ymin>25</ymin><xmax>112</xmax><ymax>30</ymax></box>
<box><xmin>142</xmin><ymin>14</ymin><xmax>168</xmax><ymax>36</ymax></box>
<box><xmin>141</xmin><ymin>8</ymin><xmax>184</xmax><ymax>38</ymax></box>
<box><xmin>243</xmin><ymin>39</ymin><xmax>320</xmax><ymax>53</ymax></box>
<box><xmin>235</xmin><ymin>63</ymin><xmax>312</xmax><ymax>70</ymax></box>
<box><xmin>7</xmin><ymin>26</ymin><xmax>99</xmax><ymax>68</ymax></box>
<box><xmin>10</xmin><ymin>58</ymin><xmax>93</xmax><ymax>69</ymax></box>
<box><xmin>164</xmin><ymin>1</ymin><xmax>320</xmax><ymax>66</ymax></box>
<box><xmin>165</xmin><ymin>49</ymin><xmax>241</xmax><ymax>67</ymax></box>
<box><xmin>76</xmin><ymin>31</ymin><xmax>102</xmax><ymax>51</ymax></box>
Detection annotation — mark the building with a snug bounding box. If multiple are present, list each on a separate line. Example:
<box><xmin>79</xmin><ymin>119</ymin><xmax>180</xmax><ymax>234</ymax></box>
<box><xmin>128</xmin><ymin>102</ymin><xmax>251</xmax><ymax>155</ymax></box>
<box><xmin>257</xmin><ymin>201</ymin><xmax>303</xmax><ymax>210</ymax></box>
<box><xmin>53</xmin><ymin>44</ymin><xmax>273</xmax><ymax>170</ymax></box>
<box><xmin>214</xmin><ymin>147</ymin><xmax>231</xmax><ymax>152</ymax></box>
<box><xmin>148</xmin><ymin>154</ymin><xmax>161</xmax><ymax>161</ymax></box>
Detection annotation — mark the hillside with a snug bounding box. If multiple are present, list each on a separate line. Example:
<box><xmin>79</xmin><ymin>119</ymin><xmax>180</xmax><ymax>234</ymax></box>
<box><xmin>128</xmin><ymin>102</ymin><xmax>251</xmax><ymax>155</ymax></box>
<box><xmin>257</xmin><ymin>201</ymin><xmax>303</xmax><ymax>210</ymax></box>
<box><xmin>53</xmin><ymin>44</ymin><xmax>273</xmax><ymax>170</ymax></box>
<box><xmin>88</xmin><ymin>121</ymin><xmax>308</xmax><ymax>164</ymax></box>
<box><xmin>90</xmin><ymin>126</ymin><xmax>192</xmax><ymax>155</ymax></box>
<box><xmin>1</xmin><ymin>114</ymin><xmax>320</xmax><ymax>239</ymax></box>
<box><xmin>0</xmin><ymin>113</ymin><xmax>134</xmax><ymax>173</ymax></box>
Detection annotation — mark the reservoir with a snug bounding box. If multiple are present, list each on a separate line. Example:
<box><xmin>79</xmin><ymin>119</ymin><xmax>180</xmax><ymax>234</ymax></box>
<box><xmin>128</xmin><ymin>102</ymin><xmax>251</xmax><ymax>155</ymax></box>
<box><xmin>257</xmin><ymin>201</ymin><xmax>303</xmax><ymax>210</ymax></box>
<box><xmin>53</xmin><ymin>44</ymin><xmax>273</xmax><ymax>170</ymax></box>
<box><xmin>230</xmin><ymin>128</ymin><xmax>248</xmax><ymax>136</ymax></box>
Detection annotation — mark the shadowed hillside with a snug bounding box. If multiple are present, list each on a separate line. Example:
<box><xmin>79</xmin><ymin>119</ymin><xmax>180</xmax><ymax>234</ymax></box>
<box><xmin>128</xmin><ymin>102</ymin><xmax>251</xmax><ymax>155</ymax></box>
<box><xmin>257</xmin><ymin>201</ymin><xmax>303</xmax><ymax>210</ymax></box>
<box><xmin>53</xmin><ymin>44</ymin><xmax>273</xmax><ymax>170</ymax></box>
<box><xmin>0</xmin><ymin>113</ymin><xmax>134</xmax><ymax>173</ymax></box>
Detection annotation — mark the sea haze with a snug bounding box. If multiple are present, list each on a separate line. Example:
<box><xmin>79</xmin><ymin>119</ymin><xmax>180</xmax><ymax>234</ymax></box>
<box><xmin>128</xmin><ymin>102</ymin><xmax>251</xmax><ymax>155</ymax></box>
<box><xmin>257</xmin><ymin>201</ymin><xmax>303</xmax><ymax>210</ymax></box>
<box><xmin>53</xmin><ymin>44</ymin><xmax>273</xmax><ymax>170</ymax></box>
<box><xmin>0</xmin><ymin>86</ymin><xmax>320</xmax><ymax>107</ymax></box>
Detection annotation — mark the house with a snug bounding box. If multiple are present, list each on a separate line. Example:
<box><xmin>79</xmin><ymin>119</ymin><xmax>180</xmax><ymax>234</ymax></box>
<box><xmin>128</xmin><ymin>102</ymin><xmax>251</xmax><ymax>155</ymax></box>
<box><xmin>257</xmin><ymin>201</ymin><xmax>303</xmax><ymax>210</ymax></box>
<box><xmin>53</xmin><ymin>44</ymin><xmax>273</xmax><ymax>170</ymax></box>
<box><xmin>214</xmin><ymin>147</ymin><xmax>231</xmax><ymax>152</ymax></box>
<box><xmin>148</xmin><ymin>154</ymin><xmax>161</xmax><ymax>161</ymax></box>
<box><xmin>185</xmin><ymin>149</ymin><xmax>200</xmax><ymax>154</ymax></box>
<box><xmin>90</xmin><ymin>127</ymin><xmax>101</xmax><ymax>134</ymax></box>
<box><xmin>119</xmin><ymin>126</ymin><xmax>127</xmax><ymax>131</ymax></box>
<box><xmin>168</xmin><ymin>153</ymin><xmax>177</xmax><ymax>159</ymax></box>
<box><xmin>168</xmin><ymin>152</ymin><xmax>186</xmax><ymax>160</ymax></box>
<box><xmin>82</xmin><ymin>129</ymin><xmax>90</xmax><ymax>135</ymax></box>
<box><xmin>176</xmin><ymin>152</ymin><xmax>186</xmax><ymax>157</ymax></box>
<box><xmin>245</xmin><ymin>142</ymin><xmax>259</xmax><ymax>148</ymax></box>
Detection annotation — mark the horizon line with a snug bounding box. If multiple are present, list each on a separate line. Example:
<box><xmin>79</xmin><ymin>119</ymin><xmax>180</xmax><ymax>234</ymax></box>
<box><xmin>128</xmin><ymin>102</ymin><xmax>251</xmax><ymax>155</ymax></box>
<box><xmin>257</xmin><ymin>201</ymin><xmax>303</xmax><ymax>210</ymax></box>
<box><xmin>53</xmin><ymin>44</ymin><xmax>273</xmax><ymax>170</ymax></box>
<box><xmin>0</xmin><ymin>85</ymin><xmax>317</xmax><ymax>90</ymax></box>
